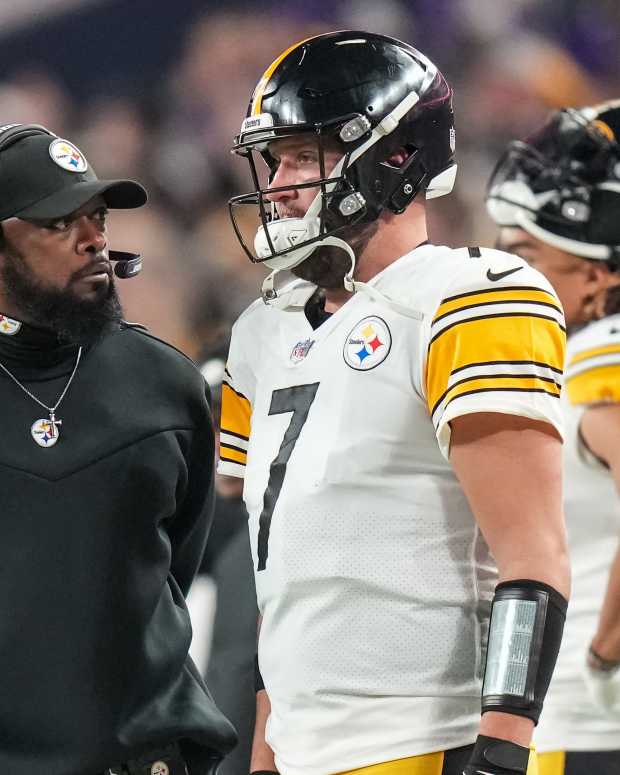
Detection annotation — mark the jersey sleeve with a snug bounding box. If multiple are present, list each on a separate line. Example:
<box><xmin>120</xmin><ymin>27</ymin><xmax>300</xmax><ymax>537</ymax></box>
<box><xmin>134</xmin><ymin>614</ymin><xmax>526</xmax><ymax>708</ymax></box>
<box><xmin>217</xmin><ymin>324</ymin><xmax>256</xmax><ymax>479</ymax></box>
<box><xmin>424</xmin><ymin>249</ymin><xmax>566</xmax><ymax>458</ymax></box>
<box><xmin>565</xmin><ymin>319</ymin><xmax>620</xmax><ymax>406</ymax></box>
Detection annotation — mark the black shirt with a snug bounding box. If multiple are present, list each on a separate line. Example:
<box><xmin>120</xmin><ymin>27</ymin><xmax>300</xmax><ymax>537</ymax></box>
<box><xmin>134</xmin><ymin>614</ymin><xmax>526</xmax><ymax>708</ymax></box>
<box><xmin>0</xmin><ymin>317</ymin><xmax>236</xmax><ymax>775</ymax></box>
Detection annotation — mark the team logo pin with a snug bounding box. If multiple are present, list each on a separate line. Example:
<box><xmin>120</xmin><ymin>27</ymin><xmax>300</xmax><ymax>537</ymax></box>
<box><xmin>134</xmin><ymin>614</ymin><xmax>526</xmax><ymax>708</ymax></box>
<box><xmin>49</xmin><ymin>138</ymin><xmax>88</xmax><ymax>172</ymax></box>
<box><xmin>150</xmin><ymin>762</ymin><xmax>169</xmax><ymax>775</ymax></box>
<box><xmin>290</xmin><ymin>338</ymin><xmax>315</xmax><ymax>363</ymax></box>
<box><xmin>0</xmin><ymin>314</ymin><xmax>21</xmax><ymax>336</ymax></box>
<box><xmin>343</xmin><ymin>316</ymin><xmax>391</xmax><ymax>371</ymax></box>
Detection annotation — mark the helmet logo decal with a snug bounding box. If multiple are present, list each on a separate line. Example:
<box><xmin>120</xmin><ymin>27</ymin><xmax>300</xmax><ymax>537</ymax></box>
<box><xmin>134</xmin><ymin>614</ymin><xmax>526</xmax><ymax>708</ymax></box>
<box><xmin>49</xmin><ymin>138</ymin><xmax>87</xmax><ymax>172</ymax></box>
<box><xmin>343</xmin><ymin>316</ymin><xmax>392</xmax><ymax>371</ymax></box>
<box><xmin>241</xmin><ymin>113</ymin><xmax>274</xmax><ymax>134</ymax></box>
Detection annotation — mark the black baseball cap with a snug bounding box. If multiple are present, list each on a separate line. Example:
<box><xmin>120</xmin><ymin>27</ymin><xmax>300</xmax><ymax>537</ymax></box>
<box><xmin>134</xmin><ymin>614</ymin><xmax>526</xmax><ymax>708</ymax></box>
<box><xmin>0</xmin><ymin>130</ymin><xmax>147</xmax><ymax>221</ymax></box>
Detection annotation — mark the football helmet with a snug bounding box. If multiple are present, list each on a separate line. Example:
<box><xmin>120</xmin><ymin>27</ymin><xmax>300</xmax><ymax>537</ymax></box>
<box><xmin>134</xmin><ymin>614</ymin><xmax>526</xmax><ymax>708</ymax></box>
<box><xmin>228</xmin><ymin>30</ymin><xmax>456</xmax><ymax>289</ymax></box>
<box><xmin>487</xmin><ymin>100</ymin><xmax>620</xmax><ymax>265</ymax></box>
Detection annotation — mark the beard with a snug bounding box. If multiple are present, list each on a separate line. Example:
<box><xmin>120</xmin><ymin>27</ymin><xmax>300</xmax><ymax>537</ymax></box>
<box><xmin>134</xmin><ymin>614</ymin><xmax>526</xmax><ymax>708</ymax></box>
<box><xmin>290</xmin><ymin>220</ymin><xmax>379</xmax><ymax>289</ymax></box>
<box><xmin>1</xmin><ymin>247</ymin><xmax>124</xmax><ymax>345</ymax></box>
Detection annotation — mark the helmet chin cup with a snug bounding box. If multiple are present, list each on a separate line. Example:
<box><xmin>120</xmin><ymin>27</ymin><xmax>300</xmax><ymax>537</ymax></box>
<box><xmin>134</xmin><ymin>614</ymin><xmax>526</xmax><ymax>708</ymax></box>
<box><xmin>255</xmin><ymin>217</ymin><xmax>322</xmax><ymax>270</ymax></box>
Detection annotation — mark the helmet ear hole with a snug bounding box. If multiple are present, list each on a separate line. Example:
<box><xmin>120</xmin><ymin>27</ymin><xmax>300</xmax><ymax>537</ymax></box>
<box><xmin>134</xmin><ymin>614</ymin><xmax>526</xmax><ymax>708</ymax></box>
<box><xmin>385</xmin><ymin>145</ymin><xmax>415</xmax><ymax>169</ymax></box>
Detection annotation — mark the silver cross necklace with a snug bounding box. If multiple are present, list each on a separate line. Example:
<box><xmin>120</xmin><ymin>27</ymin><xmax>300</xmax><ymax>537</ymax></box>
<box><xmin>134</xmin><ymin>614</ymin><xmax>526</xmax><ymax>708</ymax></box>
<box><xmin>0</xmin><ymin>346</ymin><xmax>82</xmax><ymax>448</ymax></box>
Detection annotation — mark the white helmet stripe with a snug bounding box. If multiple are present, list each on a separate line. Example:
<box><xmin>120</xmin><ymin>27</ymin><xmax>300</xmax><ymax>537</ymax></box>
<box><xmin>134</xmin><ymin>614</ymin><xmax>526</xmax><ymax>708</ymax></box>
<box><xmin>514</xmin><ymin>208</ymin><xmax>612</xmax><ymax>260</ymax></box>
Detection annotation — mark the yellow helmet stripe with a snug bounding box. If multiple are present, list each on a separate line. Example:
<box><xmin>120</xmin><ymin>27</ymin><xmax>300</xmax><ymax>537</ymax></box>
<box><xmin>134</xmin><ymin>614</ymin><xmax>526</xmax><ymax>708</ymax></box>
<box><xmin>251</xmin><ymin>36</ymin><xmax>314</xmax><ymax>116</ymax></box>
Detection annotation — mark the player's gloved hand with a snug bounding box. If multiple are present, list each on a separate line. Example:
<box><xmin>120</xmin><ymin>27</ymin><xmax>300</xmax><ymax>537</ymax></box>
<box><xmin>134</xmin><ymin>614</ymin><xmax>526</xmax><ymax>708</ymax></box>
<box><xmin>583</xmin><ymin>645</ymin><xmax>620</xmax><ymax>716</ymax></box>
<box><xmin>462</xmin><ymin>735</ymin><xmax>530</xmax><ymax>774</ymax></box>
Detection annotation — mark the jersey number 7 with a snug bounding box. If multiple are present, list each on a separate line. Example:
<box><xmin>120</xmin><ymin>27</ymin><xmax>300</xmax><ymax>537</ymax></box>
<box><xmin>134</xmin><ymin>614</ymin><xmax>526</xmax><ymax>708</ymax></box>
<box><xmin>257</xmin><ymin>383</ymin><xmax>320</xmax><ymax>571</ymax></box>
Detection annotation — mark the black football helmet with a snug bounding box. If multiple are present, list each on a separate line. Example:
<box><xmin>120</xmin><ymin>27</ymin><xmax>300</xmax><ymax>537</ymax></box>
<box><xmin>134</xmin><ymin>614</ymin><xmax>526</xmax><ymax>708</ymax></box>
<box><xmin>228</xmin><ymin>30</ymin><xmax>456</xmax><ymax>280</ymax></box>
<box><xmin>487</xmin><ymin>100</ymin><xmax>620</xmax><ymax>266</ymax></box>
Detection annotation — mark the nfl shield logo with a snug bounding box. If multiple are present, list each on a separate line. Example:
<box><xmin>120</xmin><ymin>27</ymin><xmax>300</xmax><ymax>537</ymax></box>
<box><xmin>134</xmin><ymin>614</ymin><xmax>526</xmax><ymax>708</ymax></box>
<box><xmin>290</xmin><ymin>338</ymin><xmax>315</xmax><ymax>363</ymax></box>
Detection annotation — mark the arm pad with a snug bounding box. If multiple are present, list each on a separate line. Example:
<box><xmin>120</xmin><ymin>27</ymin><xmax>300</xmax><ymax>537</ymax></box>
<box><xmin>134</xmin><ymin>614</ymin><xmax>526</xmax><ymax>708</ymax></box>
<box><xmin>481</xmin><ymin>579</ymin><xmax>568</xmax><ymax>723</ymax></box>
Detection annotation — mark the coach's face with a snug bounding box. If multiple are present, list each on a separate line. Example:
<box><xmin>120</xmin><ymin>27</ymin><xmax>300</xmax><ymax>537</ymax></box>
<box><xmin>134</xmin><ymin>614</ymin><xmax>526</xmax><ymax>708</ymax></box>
<box><xmin>0</xmin><ymin>194</ymin><xmax>111</xmax><ymax>303</ymax></box>
<box><xmin>0</xmin><ymin>194</ymin><xmax>124</xmax><ymax>343</ymax></box>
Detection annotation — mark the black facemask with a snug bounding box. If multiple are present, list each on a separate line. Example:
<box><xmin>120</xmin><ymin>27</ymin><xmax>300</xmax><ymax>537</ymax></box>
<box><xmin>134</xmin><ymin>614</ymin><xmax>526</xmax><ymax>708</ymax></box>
<box><xmin>1</xmin><ymin>244</ymin><xmax>124</xmax><ymax>345</ymax></box>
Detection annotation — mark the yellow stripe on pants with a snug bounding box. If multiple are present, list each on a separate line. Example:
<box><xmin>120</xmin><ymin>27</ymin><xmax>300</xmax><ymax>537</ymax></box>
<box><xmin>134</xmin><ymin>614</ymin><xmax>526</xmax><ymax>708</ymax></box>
<box><xmin>336</xmin><ymin>752</ymin><xmax>444</xmax><ymax>775</ymax></box>
<box><xmin>336</xmin><ymin>746</ymin><xmax>540</xmax><ymax>775</ymax></box>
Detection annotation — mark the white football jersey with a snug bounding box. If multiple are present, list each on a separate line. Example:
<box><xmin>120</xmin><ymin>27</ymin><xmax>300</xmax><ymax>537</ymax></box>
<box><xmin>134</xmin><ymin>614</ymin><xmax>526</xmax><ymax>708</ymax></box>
<box><xmin>535</xmin><ymin>314</ymin><xmax>620</xmax><ymax>753</ymax></box>
<box><xmin>218</xmin><ymin>243</ymin><xmax>565</xmax><ymax>775</ymax></box>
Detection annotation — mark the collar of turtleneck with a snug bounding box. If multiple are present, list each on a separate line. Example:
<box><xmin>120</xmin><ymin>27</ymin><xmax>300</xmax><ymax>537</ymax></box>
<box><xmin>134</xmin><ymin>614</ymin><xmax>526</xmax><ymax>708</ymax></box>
<box><xmin>0</xmin><ymin>312</ymin><xmax>80</xmax><ymax>379</ymax></box>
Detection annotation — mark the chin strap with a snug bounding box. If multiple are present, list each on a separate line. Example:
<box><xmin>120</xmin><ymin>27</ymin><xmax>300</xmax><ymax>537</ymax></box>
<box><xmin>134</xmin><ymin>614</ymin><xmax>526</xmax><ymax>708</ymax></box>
<box><xmin>262</xmin><ymin>237</ymin><xmax>424</xmax><ymax>321</ymax></box>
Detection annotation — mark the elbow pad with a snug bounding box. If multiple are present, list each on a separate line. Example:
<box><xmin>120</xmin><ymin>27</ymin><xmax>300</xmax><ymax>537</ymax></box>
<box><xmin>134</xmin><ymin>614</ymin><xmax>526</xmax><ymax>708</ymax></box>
<box><xmin>481</xmin><ymin>579</ymin><xmax>568</xmax><ymax>724</ymax></box>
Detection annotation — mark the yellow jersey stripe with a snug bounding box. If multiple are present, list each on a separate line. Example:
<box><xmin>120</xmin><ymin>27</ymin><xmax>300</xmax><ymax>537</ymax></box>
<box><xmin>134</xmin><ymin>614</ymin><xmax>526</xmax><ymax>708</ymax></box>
<box><xmin>431</xmin><ymin>373</ymin><xmax>561</xmax><ymax>418</ymax></box>
<box><xmin>566</xmin><ymin>364</ymin><xmax>620</xmax><ymax>405</ymax></box>
<box><xmin>222</xmin><ymin>379</ymin><xmax>249</xmax><ymax>401</ymax></box>
<box><xmin>426</xmin><ymin>315</ymin><xmax>565</xmax><ymax>415</ymax></box>
<box><xmin>220</xmin><ymin>382</ymin><xmax>252</xmax><ymax>441</ymax></box>
<box><xmin>568</xmin><ymin>343</ymin><xmax>620</xmax><ymax>366</ymax></box>
<box><xmin>436</xmin><ymin>377</ymin><xmax>560</xmax><ymax>420</ymax></box>
<box><xmin>251</xmin><ymin>37</ymin><xmax>314</xmax><ymax>115</ymax></box>
<box><xmin>434</xmin><ymin>286</ymin><xmax>560</xmax><ymax>321</ymax></box>
<box><xmin>430</xmin><ymin>312</ymin><xmax>565</xmax><ymax>347</ymax></box>
<box><xmin>219</xmin><ymin>444</ymin><xmax>247</xmax><ymax>465</ymax></box>
<box><xmin>451</xmin><ymin>358</ymin><xmax>563</xmax><ymax>376</ymax></box>
<box><xmin>433</xmin><ymin>298</ymin><xmax>561</xmax><ymax>326</ymax></box>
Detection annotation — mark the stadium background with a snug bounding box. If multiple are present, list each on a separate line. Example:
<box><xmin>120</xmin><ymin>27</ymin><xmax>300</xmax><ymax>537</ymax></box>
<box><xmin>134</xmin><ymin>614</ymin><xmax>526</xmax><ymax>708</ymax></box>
<box><xmin>1</xmin><ymin>0</ymin><xmax>618</xmax><ymax>363</ymax></box>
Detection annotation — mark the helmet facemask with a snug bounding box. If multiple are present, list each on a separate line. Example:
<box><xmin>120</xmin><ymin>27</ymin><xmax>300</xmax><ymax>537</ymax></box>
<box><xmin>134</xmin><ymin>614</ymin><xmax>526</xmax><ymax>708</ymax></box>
<box><xmin>487</xmin><ymin>107</ymin><xmax>620</xmax><ymax>263</ymax></box>
<box><xmin>228</xmin><ymin>116</ymin><xmax>371</xmax><ymax>277</ymax></box>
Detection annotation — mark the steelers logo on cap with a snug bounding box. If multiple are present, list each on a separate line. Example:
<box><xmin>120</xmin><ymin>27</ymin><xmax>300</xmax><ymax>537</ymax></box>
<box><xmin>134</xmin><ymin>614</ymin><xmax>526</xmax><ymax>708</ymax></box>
<box><xmin>49</xmin><ymin>138</ymin><xmax>88</xmax><ymax>173</ymax></box>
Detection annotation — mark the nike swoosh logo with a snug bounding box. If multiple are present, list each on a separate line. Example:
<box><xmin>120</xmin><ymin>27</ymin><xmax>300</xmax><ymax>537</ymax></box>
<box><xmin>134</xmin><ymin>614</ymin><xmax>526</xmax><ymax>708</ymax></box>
<box><xmin>486</xmin><ymin>266</ymin><xmax>523</xmax><ymax>282</ymax></box>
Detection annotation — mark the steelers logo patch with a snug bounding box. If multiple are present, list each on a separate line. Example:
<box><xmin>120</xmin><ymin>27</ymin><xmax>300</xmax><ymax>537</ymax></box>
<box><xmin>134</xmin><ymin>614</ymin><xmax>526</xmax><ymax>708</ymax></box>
<box><xmin>49</xmin><ymin>138</ymin><xmax>88</xmax><ymax>172</ymax></box>
<box><xmin>0</xmin><ymin>314</ymin><xmax>21</xmax><ymax>336</ymax></box>
<box><xmin>343</xmin><ymin>316</ymin><xmax>391</xmax><ymax>371</ymax></box>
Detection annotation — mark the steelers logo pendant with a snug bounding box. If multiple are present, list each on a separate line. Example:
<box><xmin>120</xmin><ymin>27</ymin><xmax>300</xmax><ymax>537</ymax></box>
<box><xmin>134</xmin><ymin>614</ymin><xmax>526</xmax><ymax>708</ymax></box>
<box><xmin>31</xmin><ymin>417</ymin><xmax>62</xmax><ymax>448</ymax></box>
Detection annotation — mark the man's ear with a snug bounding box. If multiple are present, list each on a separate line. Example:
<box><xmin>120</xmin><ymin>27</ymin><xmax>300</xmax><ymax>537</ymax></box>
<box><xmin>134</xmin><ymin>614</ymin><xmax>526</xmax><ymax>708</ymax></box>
<box><xmin>585</xmin><ymin>261</ymin><xmax>619</xmax><ymax>319</ymax></box>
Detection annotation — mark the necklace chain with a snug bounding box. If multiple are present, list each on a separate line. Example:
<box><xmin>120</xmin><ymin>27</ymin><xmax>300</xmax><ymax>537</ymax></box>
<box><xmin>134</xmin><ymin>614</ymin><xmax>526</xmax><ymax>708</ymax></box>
<box><xmin>0</xmin><ymin>346</ymin><xmax>82</xmax><ymax>413</ymax></box>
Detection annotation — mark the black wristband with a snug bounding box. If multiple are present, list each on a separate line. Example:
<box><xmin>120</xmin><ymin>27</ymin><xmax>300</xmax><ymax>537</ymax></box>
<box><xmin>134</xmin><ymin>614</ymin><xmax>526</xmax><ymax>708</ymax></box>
<box><xmin>254</xmin><ymin>653</ymin><xmax>265</xmax><ymax>692</ymax></box>
<box><xmin>464</xmin><ymin>735</ymin><xmax>529</xmax><ymax>774</ymax></box>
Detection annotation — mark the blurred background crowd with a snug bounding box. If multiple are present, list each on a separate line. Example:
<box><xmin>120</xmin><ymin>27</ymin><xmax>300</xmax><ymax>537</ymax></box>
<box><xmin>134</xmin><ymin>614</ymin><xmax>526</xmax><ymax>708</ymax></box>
<box><xmin>1</xmin><ymin>0</ymin><xmax>618</xmax><ymax>363</ymax></box>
